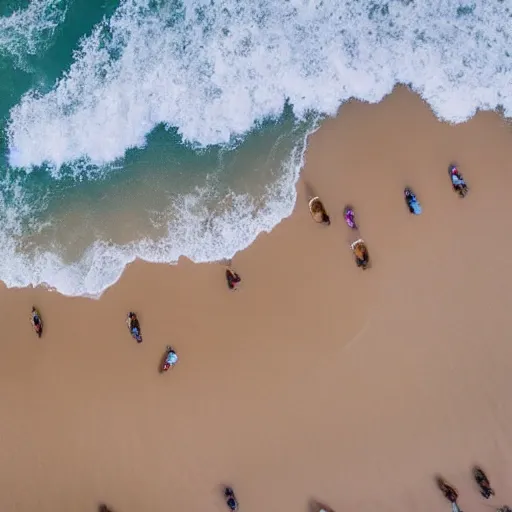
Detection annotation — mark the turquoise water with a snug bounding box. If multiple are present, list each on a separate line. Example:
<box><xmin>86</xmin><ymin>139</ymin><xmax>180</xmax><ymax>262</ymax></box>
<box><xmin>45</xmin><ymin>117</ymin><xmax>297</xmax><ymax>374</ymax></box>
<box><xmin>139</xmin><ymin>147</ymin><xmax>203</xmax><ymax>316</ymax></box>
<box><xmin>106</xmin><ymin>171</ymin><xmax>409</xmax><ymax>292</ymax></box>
<box><xmin>0</xmin><ymin>0</ymin><xmax>510</xmax><ymax>296</ymax></box>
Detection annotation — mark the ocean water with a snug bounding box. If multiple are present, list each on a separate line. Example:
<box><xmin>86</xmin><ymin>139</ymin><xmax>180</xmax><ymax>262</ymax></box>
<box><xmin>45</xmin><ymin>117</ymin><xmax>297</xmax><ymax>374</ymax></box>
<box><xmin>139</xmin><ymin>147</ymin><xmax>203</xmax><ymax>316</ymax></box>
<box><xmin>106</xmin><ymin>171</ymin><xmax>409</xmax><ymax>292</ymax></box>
<box><xmin>0</xmin><ymin>0</ymin><xmax>510</xmax><ymax>297</ymax></box>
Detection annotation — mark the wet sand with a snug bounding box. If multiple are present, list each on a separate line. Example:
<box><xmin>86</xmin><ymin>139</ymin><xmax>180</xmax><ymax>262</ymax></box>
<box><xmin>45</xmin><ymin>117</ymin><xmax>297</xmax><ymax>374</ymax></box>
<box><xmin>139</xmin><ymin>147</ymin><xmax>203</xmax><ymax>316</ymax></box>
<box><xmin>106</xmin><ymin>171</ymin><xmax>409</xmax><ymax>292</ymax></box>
<box><xmin>2</xmin><ymin>86</ymin><xmax>512</xmax><ymax>512</ymax></box>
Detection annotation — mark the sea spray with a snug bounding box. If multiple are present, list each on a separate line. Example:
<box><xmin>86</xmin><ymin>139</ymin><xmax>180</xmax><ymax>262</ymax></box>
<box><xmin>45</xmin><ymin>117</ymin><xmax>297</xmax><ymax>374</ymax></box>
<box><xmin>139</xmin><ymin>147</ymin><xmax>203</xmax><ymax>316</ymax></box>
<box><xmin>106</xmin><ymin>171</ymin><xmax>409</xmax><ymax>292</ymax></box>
<box><xmin>0</xmin><ymin>0</ymin><xmax>68</xmax><ymax>64</ymax></box>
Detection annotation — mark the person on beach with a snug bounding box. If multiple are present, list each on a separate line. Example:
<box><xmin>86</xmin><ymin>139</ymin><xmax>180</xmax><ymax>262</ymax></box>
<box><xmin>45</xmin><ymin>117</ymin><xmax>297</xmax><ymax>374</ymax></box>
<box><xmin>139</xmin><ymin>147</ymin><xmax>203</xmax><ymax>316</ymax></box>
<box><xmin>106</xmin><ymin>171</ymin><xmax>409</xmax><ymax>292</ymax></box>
<box><xmin>308</xmin><ymin>197</ymin><xmax>331</xmax><ymax>225</ymax></box>
<box><xmin>98</xmin><ymin>505</ymin><xmax>113</xmax><ymax>512</ymax></box>
<box><xmin>161</xmin><ymin>346</ymin><xmax>178</xmax><ymax>372</ymax></box>
<box><xmin>451</xmin><ymin>173</ymin><xmax>466</xmax><ymax>191</ymax></box>
<box><xmin>354</xmin><ymin>244</ymin><xmax>367</xmax><ymax>265</ymax></box>
<box><xmin>405</xmin><ymin>188</ymin><xmax>422</xmax><ymax>215</ymax></box>
<box><xmin>31</xmin><ymin>308</ymin><xmax>41</xmax><ymax>327</ymax></box>
<box><xmin>31</xmin><ymin>306</ymin><xmax>43</xmax><ymax>337</ymax></box>
<box><xmin>351</xmin><ymin>239</ymin><xmax>370</xmax><ymax>269</ymax></box>
<box><xmin>127</xmin><ymin>312</ymin><xmax>142</xmax><ymax>342</ymax></box>
<box><xmin>436</xmin><ymin>476</ymin><xmax>459</xmax><ymax>503</ymax></box>
<box><xmin>473</xmin><ymin>466</ymin><xmax>495</xmax><ymax>499</ymax></box>
<box><xmin>224</xmin><ymin>487</ymin><xmax>238</xmax><ymax>511</ymax></box>
<box><xmin>449</xmin><ymin>165</ymin><xmax>468</xmax><ymax>196</ymax></box>
<box><xmin>127</xmin><ymin>312</ymin><xmax>140</xmax><ymax>332</ymax></box>
<box><xmin>451</xmin><ymin>174</ymin><xmax>468</xmax><ymax>197</ymax></box>
<box><xmin>226</xmin><ymin>268</ymin><xmax>241</xmax><ymax>290</ymax></box>
<box><xmin>343</xmin><ymin>206</ymin><xmax>357</xmax><ymax>229</ymax></box>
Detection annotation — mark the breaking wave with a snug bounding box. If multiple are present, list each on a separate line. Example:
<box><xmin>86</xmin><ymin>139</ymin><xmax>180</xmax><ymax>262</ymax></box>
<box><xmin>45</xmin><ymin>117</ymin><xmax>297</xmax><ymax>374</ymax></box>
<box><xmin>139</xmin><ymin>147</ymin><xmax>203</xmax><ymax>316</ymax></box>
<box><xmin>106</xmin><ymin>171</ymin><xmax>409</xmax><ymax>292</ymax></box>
<box><xmin>7</xmin><ymin>0</ymin><xmax>512</xmax><ymax>170</ymax></box>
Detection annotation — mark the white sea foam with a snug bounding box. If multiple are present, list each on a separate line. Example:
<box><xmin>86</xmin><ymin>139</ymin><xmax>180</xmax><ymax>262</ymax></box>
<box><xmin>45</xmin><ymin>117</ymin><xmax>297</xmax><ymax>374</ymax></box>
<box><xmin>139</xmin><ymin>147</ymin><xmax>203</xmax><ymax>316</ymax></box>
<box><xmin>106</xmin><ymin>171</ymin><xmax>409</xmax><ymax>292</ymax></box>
<box><xmin>7</xmin><ymin>0</ymin><xmax>512</xmax><ymax>169</ymax></box>
<box><xmin>0</xmin><ymin>0</ymin><xmax>68</xmax><ymax>63</ymax></box>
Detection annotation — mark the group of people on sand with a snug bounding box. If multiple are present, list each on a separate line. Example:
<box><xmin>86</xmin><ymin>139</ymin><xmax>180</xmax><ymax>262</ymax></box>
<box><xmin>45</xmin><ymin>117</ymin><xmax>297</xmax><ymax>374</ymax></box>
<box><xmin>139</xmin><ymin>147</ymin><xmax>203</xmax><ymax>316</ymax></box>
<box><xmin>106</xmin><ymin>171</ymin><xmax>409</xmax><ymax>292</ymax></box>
<box><xmin>31</xmin><ymin>163</ymin><xmax>473</xmax><ymax>512</ymax></box>
<box><xmin>99</xmin><ymin>470</ymin><xmax>509</xmax><ymax>512</ymax></box>
<box><xmin>307</xmin><ymin>163</ymin><xmax>469</xmax><ymax>270</ymax></box>
<box><xmin>26</xmin><ymin>161</ymin><xmax>469</xmax><ymax>386</ymax></box>
<box><xmin>437</xmin><ymin>467</ymin><xmax>510</xmax><ymax>512</ymax></box>
<box><xmin>29</xmin><ymin>265</ymin><xmax>242</xmax><ymax>374</ymax></box>
<box><xmin>97</xmin><ymin>467</ymin><xmax>508</xmax><ymax>512</ymax></box>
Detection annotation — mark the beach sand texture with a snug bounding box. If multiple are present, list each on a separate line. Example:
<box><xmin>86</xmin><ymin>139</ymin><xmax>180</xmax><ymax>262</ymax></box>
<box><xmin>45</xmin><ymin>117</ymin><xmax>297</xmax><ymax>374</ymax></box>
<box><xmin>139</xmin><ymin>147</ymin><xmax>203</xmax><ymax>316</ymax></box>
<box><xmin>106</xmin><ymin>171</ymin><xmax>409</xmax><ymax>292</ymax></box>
<box><xmin>1</xmin><ymin>87</ymin><xmax>512</xmax><ymax>512</ymax></box>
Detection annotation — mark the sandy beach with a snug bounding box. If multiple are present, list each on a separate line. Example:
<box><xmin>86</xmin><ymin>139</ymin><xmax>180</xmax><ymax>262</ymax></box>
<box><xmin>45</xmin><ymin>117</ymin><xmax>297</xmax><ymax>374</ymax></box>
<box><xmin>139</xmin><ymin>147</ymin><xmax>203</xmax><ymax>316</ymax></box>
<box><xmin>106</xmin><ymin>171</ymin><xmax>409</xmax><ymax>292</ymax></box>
<box><xmin>2</xmin><ymin>86</ymin><xmax>512</xmax><ymax>512</ymax></box>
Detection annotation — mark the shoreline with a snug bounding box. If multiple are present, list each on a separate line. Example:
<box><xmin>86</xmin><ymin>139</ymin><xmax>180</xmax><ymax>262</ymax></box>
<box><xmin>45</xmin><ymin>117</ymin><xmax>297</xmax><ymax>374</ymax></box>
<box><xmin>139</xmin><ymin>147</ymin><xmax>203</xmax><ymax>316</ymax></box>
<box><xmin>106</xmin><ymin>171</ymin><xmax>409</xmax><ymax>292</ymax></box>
<box><xmin>2</xmin><ymin>86</ymin><xmax>512</xmax><ymax>512</ymax></box>
<box><xmin>4</xmin><ymin>83</ymin><xmax>509</xmax><ymax>300</ymax></box>
<box><xmin>0</xmin><ymin>115</ymin><xmax>308</xmax><ymax>298</ymax></box>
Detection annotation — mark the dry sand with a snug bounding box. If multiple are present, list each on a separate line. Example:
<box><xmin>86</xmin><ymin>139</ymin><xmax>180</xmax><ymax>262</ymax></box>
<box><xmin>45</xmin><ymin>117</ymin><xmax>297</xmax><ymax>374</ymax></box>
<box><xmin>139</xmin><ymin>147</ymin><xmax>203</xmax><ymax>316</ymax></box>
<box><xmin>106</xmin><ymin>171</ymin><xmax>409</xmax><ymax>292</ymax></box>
<box><xmin>2</xmin><ymin>86</ymin><xmax>512</xmax><ymax>512</ymax></box>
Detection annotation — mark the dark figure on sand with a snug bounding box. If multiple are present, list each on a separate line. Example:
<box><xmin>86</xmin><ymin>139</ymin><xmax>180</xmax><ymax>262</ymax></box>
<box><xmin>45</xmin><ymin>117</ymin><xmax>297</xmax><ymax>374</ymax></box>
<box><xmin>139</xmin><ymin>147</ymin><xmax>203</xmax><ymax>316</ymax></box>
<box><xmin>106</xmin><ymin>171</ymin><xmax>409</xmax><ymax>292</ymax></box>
<box><xmin>224</xmin><ymin>487</ymin><xmax>238</xmax><ymax>511</ymax></box>
<box><xmin>351</xmin><ymin>239</ymin><xmax>370</xmax><ymax>270</ymax></box>
<box><xmin>31</xmin><ymin>306</ymin><xmax>43</xmax><ymax>338</ymax></box>
<box><xmin>404</xmin><ymin>187</ymin><xmax>422</xmax><ymax>215</ymax></box>
<box><xmin>226</xmin><ymin>268</ymin><xmax>242</xmax><ymax>290</ymax></box>
<box><xmin>436</xmin><ymin>476</ymin><xmax>459</xmax><ymax>503</ymax></box>
<box><xmin>473</xmin><ymin>466</ymin><xmax>495</xmax><ymax>499</ymax></box>
<box><xmin>308</xmin><ymin>197</ymin><xmax>330</xmax><ymax>225</ymax></box>
<box><xmin>98</xmin><ymin>505</ymin><xmax>113</xmax><ymax>512</ymax></box>
<box><xmin>449</xmin><ymin>164</ymin><xmax>469</xmax><ymax>198</ymax></box>
<box><xmin>127</xmin><ymin>312</ymin><xmax>142</xmax><ymax>343</ymax></box>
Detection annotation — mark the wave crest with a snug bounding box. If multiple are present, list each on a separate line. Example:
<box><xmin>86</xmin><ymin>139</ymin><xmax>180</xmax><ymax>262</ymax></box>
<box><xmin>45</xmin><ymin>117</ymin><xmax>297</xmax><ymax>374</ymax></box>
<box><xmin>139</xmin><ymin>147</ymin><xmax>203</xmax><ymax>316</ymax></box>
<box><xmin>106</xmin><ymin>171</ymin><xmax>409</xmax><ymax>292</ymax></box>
<box><xmin>7</xmin><ymin>0</ymin><xmax>512</xmax><ymax>170</ymax></box>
